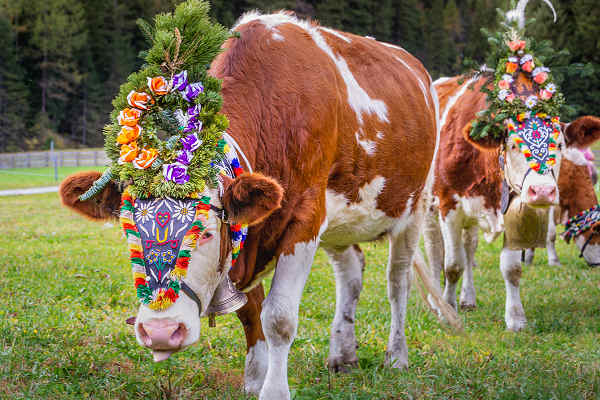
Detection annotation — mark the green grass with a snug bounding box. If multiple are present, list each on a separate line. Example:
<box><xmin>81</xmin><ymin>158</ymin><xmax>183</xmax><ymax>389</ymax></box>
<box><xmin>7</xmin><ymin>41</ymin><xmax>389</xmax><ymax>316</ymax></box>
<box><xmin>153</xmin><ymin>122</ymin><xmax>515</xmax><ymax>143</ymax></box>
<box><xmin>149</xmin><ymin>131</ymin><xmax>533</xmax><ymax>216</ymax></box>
<box><xmin>1</xmin><ymin>193</ymin><xmax>600</xmax><ymax>399</ymax></box>
<box><xmin>0</xmin><ymin>167</ymin><xmax>105</xmax><ymax>190</ymax></box>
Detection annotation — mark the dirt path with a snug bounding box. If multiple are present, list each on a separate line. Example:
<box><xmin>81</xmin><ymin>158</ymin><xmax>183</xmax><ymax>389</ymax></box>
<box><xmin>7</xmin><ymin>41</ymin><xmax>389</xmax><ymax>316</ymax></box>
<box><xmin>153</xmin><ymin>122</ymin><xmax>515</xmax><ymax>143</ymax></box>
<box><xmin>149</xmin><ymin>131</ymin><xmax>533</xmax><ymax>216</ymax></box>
<box><xmin>0</xmin><ymin>186</ymin><xmax>58</xmax><ymax>196</ymax></box>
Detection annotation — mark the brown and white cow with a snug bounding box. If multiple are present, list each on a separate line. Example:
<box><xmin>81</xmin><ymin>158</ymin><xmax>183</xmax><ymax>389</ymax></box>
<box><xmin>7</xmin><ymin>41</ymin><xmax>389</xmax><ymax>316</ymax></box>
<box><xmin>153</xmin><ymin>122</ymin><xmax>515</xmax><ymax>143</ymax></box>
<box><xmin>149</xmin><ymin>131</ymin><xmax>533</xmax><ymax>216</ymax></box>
<box><xmin>523</xmin><ymin>146</ymin><xmax>600</xmax><ymax>266</ymax></box>
<box><xmin>424</xmin><ymin>75</ymin><xmax>600</xmax><ymax>331</ymax></box>
<box><xmin>60</xmin><ymin>12</ymin><xmax>439</xmax><ymax>399</ymax></box>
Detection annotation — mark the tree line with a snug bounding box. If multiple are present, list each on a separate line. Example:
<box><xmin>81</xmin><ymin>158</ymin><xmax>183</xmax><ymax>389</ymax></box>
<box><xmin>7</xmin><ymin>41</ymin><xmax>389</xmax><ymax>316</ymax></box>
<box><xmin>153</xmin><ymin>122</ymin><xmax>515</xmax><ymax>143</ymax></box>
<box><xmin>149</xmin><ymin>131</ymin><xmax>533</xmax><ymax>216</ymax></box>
<box><xmin>0</xmin><ymin>0</ymin><xmax>598</xmax><ymax>152</ymax></box>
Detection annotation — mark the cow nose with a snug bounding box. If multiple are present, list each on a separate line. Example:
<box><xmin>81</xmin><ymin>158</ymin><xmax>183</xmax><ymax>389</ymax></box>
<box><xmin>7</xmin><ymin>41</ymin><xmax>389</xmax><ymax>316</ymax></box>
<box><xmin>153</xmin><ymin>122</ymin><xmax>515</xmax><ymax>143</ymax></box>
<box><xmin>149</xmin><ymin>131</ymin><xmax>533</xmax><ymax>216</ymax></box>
<box><xmin>138</xmin><ymin>319</ymin><xmax>187</xmax><ymax>351</ymax></box>
<box><xmin>527</xmin><ymin>184</ymin><xmax>557</xmax><ymax>205</ymax></box>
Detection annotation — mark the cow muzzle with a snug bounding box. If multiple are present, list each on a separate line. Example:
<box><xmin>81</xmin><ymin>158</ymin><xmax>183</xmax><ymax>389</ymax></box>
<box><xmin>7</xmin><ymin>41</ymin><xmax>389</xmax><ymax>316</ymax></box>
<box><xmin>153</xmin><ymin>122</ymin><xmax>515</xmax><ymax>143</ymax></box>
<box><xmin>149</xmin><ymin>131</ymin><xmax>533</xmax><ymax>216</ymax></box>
<box><xmin>138</xmin><ymin>318</ymin><xmax>187</xmax><ymax>361</ymax></box>
<box><xmin>526</xmin><ymin>184</ymin><xmax>557</xmax><ymax>206</ymax></box>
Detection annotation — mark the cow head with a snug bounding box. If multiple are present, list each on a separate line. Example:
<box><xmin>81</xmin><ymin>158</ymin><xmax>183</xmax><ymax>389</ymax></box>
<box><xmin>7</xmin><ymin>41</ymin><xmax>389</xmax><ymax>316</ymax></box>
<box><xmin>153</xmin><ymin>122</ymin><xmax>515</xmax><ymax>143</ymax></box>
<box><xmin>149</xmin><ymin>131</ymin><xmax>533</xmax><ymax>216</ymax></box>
<box><xmin>464</xmin><ymin>117</ymin><xmax>564</xmax><ymax>208</ymax></box>
<box><xmin>559</xmin><ymin>116</ymin><xmax>600</xmax><ymax>266</ymax></box>
<box><xmin>60</xmin><ymin>171</ymin><xmax>283</xmax><ymax>360</ymax></box>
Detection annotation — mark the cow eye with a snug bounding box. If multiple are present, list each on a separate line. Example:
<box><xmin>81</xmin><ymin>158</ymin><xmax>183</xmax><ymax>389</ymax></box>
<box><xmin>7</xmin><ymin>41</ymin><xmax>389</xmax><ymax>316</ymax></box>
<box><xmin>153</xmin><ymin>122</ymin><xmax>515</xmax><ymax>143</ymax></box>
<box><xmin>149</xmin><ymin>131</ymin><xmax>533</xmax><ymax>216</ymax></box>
<box><xmin>558</xmin><ymin>143</ymin><xmax>563</xmax><ymax>150</ymax></box>
<box><xmin>510</xmin><ymin>143</ymin><xmax>517</xmax><ymax>150</ymax></box>
<box><xmin>202</xmin><ymin>232</ymin><xmax>213</xmax><ymax>239</ymax></box>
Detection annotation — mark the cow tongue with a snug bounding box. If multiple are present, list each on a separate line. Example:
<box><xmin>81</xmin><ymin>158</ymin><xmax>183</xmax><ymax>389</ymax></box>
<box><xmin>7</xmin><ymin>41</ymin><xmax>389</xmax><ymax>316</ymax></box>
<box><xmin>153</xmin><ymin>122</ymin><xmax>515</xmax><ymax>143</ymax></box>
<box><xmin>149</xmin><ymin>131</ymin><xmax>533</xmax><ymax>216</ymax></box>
<box><xmin>152</xmin><ymin>350</ymin><xmax>174</xmax><ymax>362</ymax></box>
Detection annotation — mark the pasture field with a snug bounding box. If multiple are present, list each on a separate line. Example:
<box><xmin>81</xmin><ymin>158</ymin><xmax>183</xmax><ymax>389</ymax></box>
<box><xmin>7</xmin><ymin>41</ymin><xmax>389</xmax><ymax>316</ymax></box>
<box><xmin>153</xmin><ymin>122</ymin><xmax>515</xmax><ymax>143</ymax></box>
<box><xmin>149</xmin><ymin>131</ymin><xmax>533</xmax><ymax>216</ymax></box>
<box><xmin>0</xmin><ymin>167</ymin><xmax>105</xmax><ymax>190</ymax></box>
<box><xmin>1</xmin><ymin>193</ymin><xmax>600</xmax><ymax>399</ymax></box>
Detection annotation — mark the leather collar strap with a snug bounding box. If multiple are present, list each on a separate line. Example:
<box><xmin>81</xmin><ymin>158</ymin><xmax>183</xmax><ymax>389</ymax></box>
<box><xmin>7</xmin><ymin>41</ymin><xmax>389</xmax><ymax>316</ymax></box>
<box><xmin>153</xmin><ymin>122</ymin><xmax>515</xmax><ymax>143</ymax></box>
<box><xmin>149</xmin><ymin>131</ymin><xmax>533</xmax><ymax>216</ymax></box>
<box><xmin>180</xmin><ymin>281</ymin><xmax>203</xmax><ymax>316</ymax></box>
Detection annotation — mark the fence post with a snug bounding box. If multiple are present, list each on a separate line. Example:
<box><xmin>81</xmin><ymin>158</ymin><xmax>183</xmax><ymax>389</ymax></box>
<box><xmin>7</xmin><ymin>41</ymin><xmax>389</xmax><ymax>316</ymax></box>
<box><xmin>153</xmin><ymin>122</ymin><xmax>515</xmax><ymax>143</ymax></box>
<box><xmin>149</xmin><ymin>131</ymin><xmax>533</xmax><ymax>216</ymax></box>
<box><xmin>12</xmin><ymin>154</ymin><xmax>16</xmax><ymax>168</ymax></box>
<box><xmin>94</xmin><ymin>150</ymin><xmax>98</xmax><ymax>166</ymax></box>
<box><xmin>27</xmin><ymin>153</ymin><xmax>31</xmax><ymax>168</ymax></box>
<box><xmin>76</xmin><ymin>151</ymin><xmax>80</xmax><ymax>166</ymax></box>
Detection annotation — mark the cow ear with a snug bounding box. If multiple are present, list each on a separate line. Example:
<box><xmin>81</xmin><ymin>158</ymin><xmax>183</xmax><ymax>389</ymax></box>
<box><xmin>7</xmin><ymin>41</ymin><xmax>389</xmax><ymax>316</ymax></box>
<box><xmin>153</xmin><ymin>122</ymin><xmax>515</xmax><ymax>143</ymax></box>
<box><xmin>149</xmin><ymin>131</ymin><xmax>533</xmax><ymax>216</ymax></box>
<box><xmin>563</xmin><ymin>116</ymin><xmax>600</xmax><ymax>148</ymax></box>
<box><xmin>221</xmin><ymin>173</ymin><xmax>284</xmax><ymax>226</ymax></box>
<box><xmin>462</xmin><ymin>121</ymin><xmax>503</xmax><ymax>151</ymax></box>
<box><xmin>59</xmin><ymin>171</ymin><xmax>122</xmax><ymax>221</ymax></box>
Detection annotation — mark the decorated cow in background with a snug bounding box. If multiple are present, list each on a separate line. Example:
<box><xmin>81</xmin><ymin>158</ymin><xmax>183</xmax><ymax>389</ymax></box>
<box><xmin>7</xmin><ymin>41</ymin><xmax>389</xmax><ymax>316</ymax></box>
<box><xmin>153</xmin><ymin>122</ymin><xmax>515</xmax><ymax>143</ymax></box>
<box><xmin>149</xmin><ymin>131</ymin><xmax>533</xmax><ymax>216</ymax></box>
<box><xmin>59</xmin><ymin>2</ymin><xmax>443</xmax><ymax>399</ymax></box>
<box><xmin>423</xmin><ymin>1</ymin><xmax>600</xmax><ymax>332</ymax></box>
<box><xmin>523</xmin><ymin>141</ymin><xmax>600</xmax><ymax>267</ymax></box>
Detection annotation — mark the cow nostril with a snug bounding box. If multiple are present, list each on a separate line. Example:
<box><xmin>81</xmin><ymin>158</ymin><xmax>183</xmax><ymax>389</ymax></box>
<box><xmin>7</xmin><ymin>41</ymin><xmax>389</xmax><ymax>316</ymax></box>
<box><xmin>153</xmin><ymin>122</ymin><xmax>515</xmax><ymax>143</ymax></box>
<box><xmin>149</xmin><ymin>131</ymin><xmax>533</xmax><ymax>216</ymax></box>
<box><xmin>528</xmin><ymin>186</ymin><xmax>537</xmax><ymax>196</ymax></box>
<box><xmin>138</xmin><ymin>324</ymin><xmax>153</xmax><ymax>347</ymax></box>
<box><xmin>169</xmin><ymin>323</ymin><xmax>187</xmax><ymax>346</ymax></box>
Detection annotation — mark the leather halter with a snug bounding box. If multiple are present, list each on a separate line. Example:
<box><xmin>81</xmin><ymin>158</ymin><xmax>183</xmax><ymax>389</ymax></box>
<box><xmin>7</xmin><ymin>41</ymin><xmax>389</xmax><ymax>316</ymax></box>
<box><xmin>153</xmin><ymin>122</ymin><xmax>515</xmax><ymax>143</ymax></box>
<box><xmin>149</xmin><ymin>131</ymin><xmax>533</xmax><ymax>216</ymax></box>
<box><xmin>181</xmin><ymin>203</ymin><xmax>230</xmax><ymax>316</ymax></box>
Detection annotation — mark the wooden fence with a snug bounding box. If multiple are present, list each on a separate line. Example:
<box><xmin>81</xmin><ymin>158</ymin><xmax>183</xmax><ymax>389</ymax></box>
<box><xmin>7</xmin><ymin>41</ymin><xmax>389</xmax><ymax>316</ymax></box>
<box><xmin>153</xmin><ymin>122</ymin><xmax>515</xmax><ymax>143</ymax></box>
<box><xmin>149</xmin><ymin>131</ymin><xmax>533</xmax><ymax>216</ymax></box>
<box><xmin>0</xmin><ymin>150</ymin><xmax>109</xmax><ymax>169</ymax></box>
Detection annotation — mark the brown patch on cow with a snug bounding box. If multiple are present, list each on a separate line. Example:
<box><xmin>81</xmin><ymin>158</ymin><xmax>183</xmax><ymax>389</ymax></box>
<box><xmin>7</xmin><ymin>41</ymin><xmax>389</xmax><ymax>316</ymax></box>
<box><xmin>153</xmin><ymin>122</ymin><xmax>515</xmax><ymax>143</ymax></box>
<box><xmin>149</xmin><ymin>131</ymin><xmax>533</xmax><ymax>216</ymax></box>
<box><xmin>564</xmin><ymin>116</ymin><xmax>600</xmax><ymax>148</ymax></box>
<box><xmin>221</xmin><ymin>172</ymin><xmax>284</xmax><ymax>226</ymax></box>
<box><xmin>558</xmin><ymin>158</ymin><xmax>600</xmax><ymax>245</ymax></box>
<box><xmin>235</xmin><ymin>283</ymin><xmax>266</xmax><ymax>351</ymax></box>
<box><xmin>462</xmin><ymin>120</ymin><xmax>504</xmax><ymax>151</ymax></box>
<box><xmin>506</xmin><ymin>266</ymin><xmax>521</xmax><ymax>286</ymax></box>
<box><xmin>433</xmin><ymin>78</ymin><xmax>502</xmax><ymax>217</ymax></box>
<box><xmin>59</xmin><ymin>171</ymin><xmax>121</xmax><ymax>221</ymax></box>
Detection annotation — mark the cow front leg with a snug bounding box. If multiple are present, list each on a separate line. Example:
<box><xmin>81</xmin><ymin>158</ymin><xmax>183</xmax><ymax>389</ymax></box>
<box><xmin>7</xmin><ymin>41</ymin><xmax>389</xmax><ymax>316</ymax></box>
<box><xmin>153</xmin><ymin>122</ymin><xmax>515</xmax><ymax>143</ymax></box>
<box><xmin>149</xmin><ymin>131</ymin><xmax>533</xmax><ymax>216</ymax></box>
<box><xmin>440</xmin><ymin>211</ymin><xmax>466</xmax><ymax>310</ymax></box>
<box><xmin>385</xmin><ymin>220</ymin><xmax>419</xmax><ymax>369</ymax></box>
<box><xmin>324</xmin><ymin>244</ymin><xmax>364</xmax><ymax>372</ymax></box>
<box><xmin>259</xmin><ymin>237</ymin><xmax>320</xmax><ymax>400</ymax></box>
<box><xmin>460</xmin><ymin>226</ymin><xmax>478</xmax><ymax>310</ymax></box>
<box><xmin>423</xmin><ymin>208</ymin><xmax>444</xmax><ymax>312</ymax></box>
<box><xmin>546</xmin><ymin>209</ymin><xmax>560</xmax><ymax>266</ymax></box>
<box><xmin>500</xmin><ymin>247</ymin><xmax>527</xmax><ymax>331</ymax></box>
<box><xmin>236</xmin><ymin>284</ymin><xmax>267</xmax><ymax>395</ymax></box>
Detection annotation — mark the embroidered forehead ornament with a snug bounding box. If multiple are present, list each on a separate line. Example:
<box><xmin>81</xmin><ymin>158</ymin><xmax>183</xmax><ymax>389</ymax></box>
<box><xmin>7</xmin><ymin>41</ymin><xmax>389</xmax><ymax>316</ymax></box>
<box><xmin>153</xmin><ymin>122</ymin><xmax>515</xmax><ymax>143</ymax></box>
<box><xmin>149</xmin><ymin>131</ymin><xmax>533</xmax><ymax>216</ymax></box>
<box><xmin>78</xmin><ymin>3</ymin><xmax>249</xmax><ymax>314</ymax></box>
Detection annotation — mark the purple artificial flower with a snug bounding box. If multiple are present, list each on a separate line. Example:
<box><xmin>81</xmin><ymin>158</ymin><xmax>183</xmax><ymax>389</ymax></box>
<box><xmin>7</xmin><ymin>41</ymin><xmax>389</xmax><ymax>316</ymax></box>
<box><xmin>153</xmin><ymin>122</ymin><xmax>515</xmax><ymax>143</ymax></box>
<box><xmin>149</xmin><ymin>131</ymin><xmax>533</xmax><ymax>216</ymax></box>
<box><xmin>172</xmin><ymin>70</ymin><xmax>189</xmax><ymax>91</ymax></box>
<box><xmin>174</xmin><ymin>109</ymin><xmax>187</xmax><ymax>127</ymax></box>
<box><xmin>183</xmin><ymin>117</ymin><xmax>203</xmax><ymax>133</ymax></box>
<box><xmin>176</xmin><ymin>150</ymin><xmax>193</xmax><ymax>165</ymax></box>
<box><xmin>181</xmin><ymin>82</ymin><xmax>204</xmax><ymax>102</ymax></box>
<box><xmin>187</xmin><ymin>104</ymin><xmax>201</xmax><ymax>118</ymax></box>
<box><xmin>180</xmin><ymin>133</ymin><xmax>202</xmax><ymax>152</ymax></box>
<box><xmin>163</xmin><ymin>162</ymin><xmax>190</xmax><ymax>184</ymax></box>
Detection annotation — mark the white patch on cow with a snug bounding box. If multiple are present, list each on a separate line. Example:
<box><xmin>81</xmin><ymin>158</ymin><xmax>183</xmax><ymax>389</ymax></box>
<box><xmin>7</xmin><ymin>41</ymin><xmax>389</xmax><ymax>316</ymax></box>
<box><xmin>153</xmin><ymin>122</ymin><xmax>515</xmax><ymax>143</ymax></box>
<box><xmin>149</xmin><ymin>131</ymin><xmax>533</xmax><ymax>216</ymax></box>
<box><xmin>320</xmin><ymin>27</ymin><xmax>351</xmax><ymax>43</ymax></box>
<box><xmin>452</xmin><ymin>194</ymin><xmax>504</xmax><ymax>235</ymax></box>
<box><xmin>563</xmin><ymin>147</ymin><xmax>588</xmax><ymax>166</ymax></box>
<box><xmin>244</xmin><ymin>339</ymin><xmax>268</xmax><ymax>395</ymax></box>
<box><xmin>438</xmin><ymin>77</ymin><xmax>477</xmax><ymax>131</ymax></box>
<box><xmin>392</xmin><ymin>56</ymin><xmax>429</xmax><ymax>108</ymax></box>
<box><xmin>424</xmin><ymin>80</ymin><xmax>442</xmax><ymax>199</ymax></box>
<box><xmin>355</xmin><ymin>130</ymin><xmax>377</xmax><ymax>155</ymax></box>
<box><xmin>575</xmin><ymin>235</ymin><xmax>600</xmax><ymax>266</ymax></box>
<box><xmin>234</xmin><ymin>11</ymin><xmax>389</xmax><ymax>126</ymax></box>
<box><xmin>365</xmin><ymin>35</ymin><xmax>375</xmax><ymax>40</ymax></box>
<box><xmin>376</xmin><ymin>131</ymin><xmax>384</xmax><ymax>139</ymax></box>
<box><xmin>322</xmin><ymin>176</ymin><xmax>398</xmax><ymax>247</ymax></box>
<box><xmin>272</xmin><ymin>31</ymin><xmax>284</xmax><ymax>41</ymax></box>
<box><xmin>380</xmin><ymin>41</ymin><xmax>406</xmax><ymax>53</ymax></box>
<box><xmin>433</xmin><ymin>76</ymin><xmax>451</xmax><ymax>85</ymax></box>
<box><xmin>260</xmin><ymin>227</ymin><xmax>323</xmax><ymax>400</ymax></box>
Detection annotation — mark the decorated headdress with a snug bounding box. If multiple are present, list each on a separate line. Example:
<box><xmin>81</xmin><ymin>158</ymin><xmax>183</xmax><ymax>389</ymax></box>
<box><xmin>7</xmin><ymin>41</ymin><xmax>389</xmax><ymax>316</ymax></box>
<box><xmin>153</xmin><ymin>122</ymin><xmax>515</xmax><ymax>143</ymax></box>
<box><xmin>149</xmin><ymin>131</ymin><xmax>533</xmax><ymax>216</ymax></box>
<box><xmin>468</xmin><ymin>0</ymin><xmax>564</xmax><ymax>175</ymax></box>
<box><xmin>80</xmin><ymin>1</ymin><xmax>248</xmax><ymax>312</ymax></box>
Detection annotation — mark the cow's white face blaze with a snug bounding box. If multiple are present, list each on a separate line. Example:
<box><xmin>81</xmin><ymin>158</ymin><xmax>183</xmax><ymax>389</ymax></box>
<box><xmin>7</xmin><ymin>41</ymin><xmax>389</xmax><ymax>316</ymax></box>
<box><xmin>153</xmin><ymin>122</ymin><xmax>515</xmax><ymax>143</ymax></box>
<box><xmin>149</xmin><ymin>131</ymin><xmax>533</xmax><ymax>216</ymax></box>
<box><xmin>504</xmin><ymin>131</ymin><xmax>564</xmax><ymax>207</ymax></box>
<box><xmin>134</xmin><ymin>189</ymin><xmax>227</xmax><ymax>360</ymax></box>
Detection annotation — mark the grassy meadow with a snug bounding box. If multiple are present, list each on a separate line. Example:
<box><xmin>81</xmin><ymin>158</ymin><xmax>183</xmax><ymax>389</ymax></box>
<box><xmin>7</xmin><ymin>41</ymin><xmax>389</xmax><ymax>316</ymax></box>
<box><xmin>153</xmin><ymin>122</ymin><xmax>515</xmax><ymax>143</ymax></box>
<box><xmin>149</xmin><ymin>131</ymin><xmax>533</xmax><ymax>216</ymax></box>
<box><xmin>1</xmin><ymin>192</ymin><xmax>600</xmax><ymax>399</ymax></box>
<box><xmin>0</xmin><ymin>167</ymin><xmax>105</xmax><ymax>191</ymax></box>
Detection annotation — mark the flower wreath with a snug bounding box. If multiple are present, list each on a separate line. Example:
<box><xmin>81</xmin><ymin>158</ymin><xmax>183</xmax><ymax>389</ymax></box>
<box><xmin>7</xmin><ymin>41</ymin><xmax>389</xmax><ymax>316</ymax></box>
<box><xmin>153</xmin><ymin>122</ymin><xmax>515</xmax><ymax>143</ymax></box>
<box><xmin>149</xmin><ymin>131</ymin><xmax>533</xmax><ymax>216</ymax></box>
<box><xmin>469</xmin><ymin>28</ymin><xmax>564</xmax><ymax>142</ymax></box>
<box><xmin>563</xmin><ymin>205</ymin><xmax>600</xmax><ymax>243</ymax></box>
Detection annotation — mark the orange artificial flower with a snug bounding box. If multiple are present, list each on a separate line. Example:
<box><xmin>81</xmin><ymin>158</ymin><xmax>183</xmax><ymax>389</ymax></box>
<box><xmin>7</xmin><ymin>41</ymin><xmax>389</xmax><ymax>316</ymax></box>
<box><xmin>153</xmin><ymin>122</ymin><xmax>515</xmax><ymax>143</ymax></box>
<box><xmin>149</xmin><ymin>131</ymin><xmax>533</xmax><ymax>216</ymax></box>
<box><xmin>498</xmin><ymin>80</ymin><xmax>510</xmax><ymax>90</ymax></box>
<box><xmin>507</xmin><ymin>40</ymin><xmax>526</xmax><ymax>52</ymax></box>
<box><xmin>127</xmin><ymin>91</ymin><xmax>154</xmax><ymax>110</ymax></box>
<box><xmin>116</xmin><ymin>124</ymin><xmax>142</xmax><ymax>144</ymax></box>
<box><xmin>148</xmin><ymin>76</ymin><xmax>169</xmax><ymax>95</ymax></box>
<box><xmin>521</xmin><ymin>60</ymin><xmax>534</xmax><ymax>73</ymax></box>
<box><xmin>540</xmin><ymin>89</ymin><xmax>553</xmax><ymax>100</ymax></box>
<box><xmin>534</xmin><ymin>72</ymin><xmax>548</xmax><ymax>84</ymax></box>
<box><xmin>119</xmin><ymin>142</ymin><xmax>139</xmax><ymax>164</ymax></box>
<box><xmin>506</xmin><ymin>61</ymin><xmax>518</xmax><ymax>74</ymax></box>
<box><xmin>117</xmin><ymin>108</ymin><xmax>142</xmax><ymax>127</ymax></box>
<box><xmin>133</xmin><ymin>147</ymin><xmax>159</xmax><ymax>169</ymax></box>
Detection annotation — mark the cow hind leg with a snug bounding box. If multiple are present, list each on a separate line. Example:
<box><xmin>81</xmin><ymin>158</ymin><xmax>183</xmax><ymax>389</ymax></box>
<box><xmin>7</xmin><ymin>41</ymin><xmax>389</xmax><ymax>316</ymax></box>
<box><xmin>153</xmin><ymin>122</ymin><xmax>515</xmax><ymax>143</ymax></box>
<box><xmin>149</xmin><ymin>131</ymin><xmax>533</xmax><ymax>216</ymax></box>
<box><xmin>325</xmin><ymin>244</ymin><xmax>364</xmax><ymax>373</ymax></box>
<box><xmin>259</xmin><ymin>237</ymin><xmax>320</xmax><ymax>400</ymax></box>
<box><xmin>236</xmin><ymin>283</ymin><xmax>267</xmax><ymax>395</ymax></box>
<box><xmin>385</xmin><ymin>220</ymin><xmax>419</xmax><ymax>370</ymax></box>
<box><xmin>423</xmin><ymin>208</ymin><xmax>444</xmax><ymax>313</ymax></box>
<box><xmin>440</xmin><ymin>212</ymin><xmax>466</xmax><ymax>310</ymax></box>
<box><xmin>546</xmin><ymin>210</ymin><xmax>561</xmax><ymax>266</ymax></box>
<box><xmin>460</xmin><ymin>225</ymin><xmax>478</xmax><ymax>310</ymax></box>
<box><xmin>500</xmin><ymin>247</ymin><xmax>527</xmax><ymax>331</ymax></box>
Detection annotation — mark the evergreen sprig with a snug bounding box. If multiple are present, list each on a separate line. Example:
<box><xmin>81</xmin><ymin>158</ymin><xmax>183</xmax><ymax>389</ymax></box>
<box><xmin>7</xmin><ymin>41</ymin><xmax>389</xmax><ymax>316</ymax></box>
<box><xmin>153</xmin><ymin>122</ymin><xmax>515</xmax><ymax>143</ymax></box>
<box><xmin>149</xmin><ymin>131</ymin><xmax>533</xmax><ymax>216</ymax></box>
<box><xmin>104</xmin><ymin>0</ymin><xmax>233</xmax><ymax>199</ymax></box>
